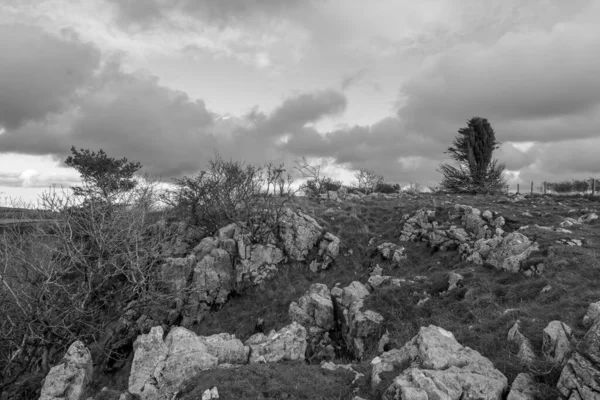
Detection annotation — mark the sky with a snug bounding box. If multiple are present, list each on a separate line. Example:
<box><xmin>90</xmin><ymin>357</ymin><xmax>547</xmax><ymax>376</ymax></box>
<box><xmin>1</xmin><ymin>0</ymin><xmax>600</xmax><ymax>206</ymax></box>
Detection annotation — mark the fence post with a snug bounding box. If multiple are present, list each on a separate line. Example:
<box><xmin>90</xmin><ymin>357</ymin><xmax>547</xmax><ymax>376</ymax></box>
<box><xmin>531</xmin><ymin>182</ymin><xmax>533</xmax><ymax>195</ymax></box>
<box><xmin>517</xmin><ymin>183</ymin><xmax>520</xmax><ymax>194</ymax></box>
<box><xmin>543</xmin><ymin>181</ymin><xmax>547</xmax><ymax>195</ymax></box>
<box><xmin>593</xmin><ymin>179</ymin><xmax>596</xmax><ymax>197</ymax></box>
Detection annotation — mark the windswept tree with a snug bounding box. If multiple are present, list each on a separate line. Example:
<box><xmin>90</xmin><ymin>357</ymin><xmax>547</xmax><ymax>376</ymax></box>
<box><xmin>65</xmin><ymin>146</ymin><xmax>142</xmax><ymax>203</ymax></box>
<box><xmin>439</xmin><ymin>117</ymin><xmax>506</xmax><ymax>194</ymax></box>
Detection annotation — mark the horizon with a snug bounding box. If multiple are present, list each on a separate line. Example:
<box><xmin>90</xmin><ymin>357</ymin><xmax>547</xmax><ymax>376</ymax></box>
<box><xmin>2</xmin><ymin>0</ymin><xmax>600</xmax><ymax>204</ymax></box>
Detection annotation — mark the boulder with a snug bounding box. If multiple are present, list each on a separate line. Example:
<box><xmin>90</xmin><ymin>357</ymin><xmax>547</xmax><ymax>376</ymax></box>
<box><xmin>246</xmin><ymin>322</ymin><xmax>307</xmax><ymax>364</ymax></box>
<box><xmin>447</xmin><ymin>272</ymin><xmax>464</xmax><ymax>292</ymax></box>
<box><xmin>279</xmin><ymin>209</ymin><xmax>324</xmax><ymax>261</ymax></box>
<box><xmin>507</xmin><ymin>320</ymin><xmax>536</xmax><ymax>366</ymax></box>
<box><xmin>507</xmin><ymin>373</ymin><xmax>537</xmax><ymax>400</ymax></box>
<box><xmin>332</xmin><ymin>281</ymin><xmax>383</xmax><ymax>360</ymax></box>
<box><xmin>201</xmin><ymin>387</ymin><xmax>219</xmax><ymax>399</ymax></box>
<box><xmin>543</xmin><ymin>321</ymin><xmax>573</xmax><ymax>366</ymax></box>
<box><xmin>129</xmin><ymin>326</ymin><xmax>224</xmax><ymax>399</ymax></box>
<box><xmin>160</xmin><ymin>255</ymin><xmax>195</xmax><ymax>296</ymax></box>
<box><xmin>39</xmin><ymin>341</ymin><xmax>93</xmax><ymax>400</ymax></box>
<box><xmin>377</xmin><ymin>243</ymin><xmax>407</xmax><ymax>266</ymax></box>
<box><xmin>478</xmin><ymin>233</ymin><xmax>539</xmax><ymax>273</ymax></box>
<box><xmin>381</xmin><ymin>325</ymin><xmax>508</xmax><ymax>400</ymax></box>
<box><xmin>557</xmin><ymin>320</ymin><xmax>600</xmax><ymax>399</ymax></box>
<box><xmin>197</xmin><ymin>333</ymin><xmax>250</xmax><ymax>365</ymax></box>
<box><xmin>583</xmin><ymin>301</ymin><xmax>600</xmax><ymax>327</ymax></box>
<box><xmin>289</xmin><ymin>283</ymin><xmax>334</xmax><ymax>331</ymax></box>
<box><xmin>236</xmin><ymin>244</ymin><xmax>285</xmax><ymax>288</ymax></box>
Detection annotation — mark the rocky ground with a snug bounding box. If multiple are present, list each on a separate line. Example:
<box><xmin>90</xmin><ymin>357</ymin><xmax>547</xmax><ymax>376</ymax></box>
<box><xmin>27</xmin><ymin>191</ymin><xmax>600</xmax><ymax>399</ymax></box>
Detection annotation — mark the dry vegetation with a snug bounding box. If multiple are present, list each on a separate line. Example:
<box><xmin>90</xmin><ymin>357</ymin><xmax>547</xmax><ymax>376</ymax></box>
<box><xmin>2</xmin><ymin>157</ymin><xmax>600</xmax><ymax>399</ymax></box>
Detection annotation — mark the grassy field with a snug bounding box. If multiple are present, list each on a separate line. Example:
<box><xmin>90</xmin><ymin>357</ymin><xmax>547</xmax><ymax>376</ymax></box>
<box><xmin>5</xmin><ymin>192</ymin><xmax>600</xmax><ymax>399</ymax></box>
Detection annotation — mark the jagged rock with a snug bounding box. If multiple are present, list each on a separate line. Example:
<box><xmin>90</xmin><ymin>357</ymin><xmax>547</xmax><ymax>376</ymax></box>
<box><xmin>583</xmin><ymin>301</ymin><xmax>600</xmax><ymax>327</ymax></box>
<box><xmin>447</xmin><ymin>272</ymin><xmax>464</xmax><ymax>292</ymax></box>
<box><xmin>197</xmin><ymin>333</ymin><xmax>250</xmax><ymax>365</ymax></box>
<box><xmin>246</xmin><ymin>322</ymin><xmax>307</xmax><ymax>363</ymax></box>
<box><xmin>310</xmin><ymin>232</ymin><xmax>340</xmax><ymax>271</ymax></box>
<box><xmin>380</xmin><ymin>325</ymin><xmax>508</xmax><ymax>399</ymax></box>
<box><xmin>201</xmin><ymin>387</ymin><xmax>219</xmax><ymax>399</ymax></box>
<box><xmin>508</xmin><ymin>320</ymin><xmax>536</xmax><ymax>365</ymax></box>
<box><xmin>471</xmin><ymin>232</ymin><xmax>539</xmax><ymax>273</ymax></box>
<box><xmin>507</xmin><ymin>373</ymin><xmax>537</xmax><ymax>400</ymax></box>
<box><xmin>332</xmin><ymin>281</ymin><xmax>383</xmax><ymax>359</ymax></box>
<box><xmin>543</xmin><ymin>321</ymin><xmax>573</xmax><ymax>366</ymax></box>
<box><xmin>192</xmin><ymin>237</ymin><xmax>219</xmax><ymax>261</ymax></box>
<box><xmin>236</xmin><ymin>244</ymin><xmax>285</xmax><ymax>288</ymax></box>
<box><xmin>39</xmin><ymin>341</ymin><xmax>93</xmax><ymax>400</ymax></box>
<box><xmin>579</xmin><ymin>213</ymin><xmax>598</xmax><ymax>223</ymax></box>
<box><xmin>129</xmin><ymin>326</ymin><xmax>231</xmax><ymax>399</ymax></box>
<box><xmin>289</xmin><ymin>283</ymin><xmax>334</xmax><ymax>331</ymax></box>
<box><xmin>161</xmin><ymin>255</ymin><xmax>195</xmax><ymax>296</ymax></box>
<box><xmin>557</xmin><ymin>319</ymin><xmax>600</xmax><ymax>400</ymax></box>
<box><xmin>279</xmin><ymin>209</ymin><xmax>324</xmax><ymax>260</ymax></box>
<box><xmin>321</xmin><ymin>362</ymin><xmax>364</xmax><ymax>384</ymax></box>
<box><xmin>377</xmin><ymin>243</ymin><xmax>407</xmax><ymax>266</ymax></box>
<box><xmin>367</xmin><ymin>275</ymin><xmax>405</xmax><ymax>290</ymax></box>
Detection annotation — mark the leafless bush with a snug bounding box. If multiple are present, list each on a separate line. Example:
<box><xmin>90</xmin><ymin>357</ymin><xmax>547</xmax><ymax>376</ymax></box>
<box><xmin>354</xmin><ymin>169</ymin><xmax>384</xmax><ymax>194</ymax></box>
<box><xmin>162</xmin><ymin>154</ymin><xmax>298</xmax><ymax>243</ymax></box>
<box><xmin>0</xmin><ymin>175</ymin><xmax>172</xmax><ymax>397</ymax></box>
<box><xmin>403</xmin><ymin>182</ymin><xmax>423</xmax><ymax>195</ymax></box>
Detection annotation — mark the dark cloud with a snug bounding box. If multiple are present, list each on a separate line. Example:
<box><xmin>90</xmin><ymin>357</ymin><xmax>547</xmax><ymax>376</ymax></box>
<box><xmin>397</xmin><ymin>20</ymin><xmax>600</xmax><ymax>144</ymax></box>
<box><xmin>106</xmin><ymin>0</ymin><xmax>311</xmax><ymax>27</ymax></box>
<box><xmin>0</xmin><ymin>24</ymin><xmax>101</xmax><ymax>130</ymax></box>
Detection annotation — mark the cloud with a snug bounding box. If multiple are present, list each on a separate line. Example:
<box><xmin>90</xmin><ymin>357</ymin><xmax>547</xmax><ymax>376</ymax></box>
<box><xmin>106</xmin><ymin>0</ymin><xmax>311</xmax><ymax>27</ymax></box>
<box><xmin>0</xmin><ymin>24</ymin><xmax>101</xmax><ymax>130</ymax></box>
<box><xmin>396</xmin><ymin>9</ymin><xmax>600</xmax><ymax>144</ymax></box>
<box><xmin>0</xmin><ymin>170</ymin><xmax>78</xmax><ymax>188</ymax></box>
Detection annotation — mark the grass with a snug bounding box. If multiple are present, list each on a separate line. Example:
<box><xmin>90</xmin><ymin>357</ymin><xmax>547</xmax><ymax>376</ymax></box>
<box><xmin>6</xmin><ymin>191</ymin><xmax>600</xmax><ymax>399</ymax></box>
<box><xmin>178</xmin><ymin>362</ymin><xmax>357</xmax><ymax>400</ymax></box>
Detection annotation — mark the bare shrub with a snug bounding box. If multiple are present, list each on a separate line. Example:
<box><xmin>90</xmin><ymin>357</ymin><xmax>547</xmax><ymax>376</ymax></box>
<box><xmin>354</xmin><ymin>169</ymin><xmax>384</xmax><ymax>195</ymax></box>
<box><xmin>0</xmin><ymin>176</ymin><xmax>171</xmax><ymax>398</ymax></box>
<box><xmin>162</xmin><ymin>153</ymin><xmax>298</xmax><ymax>243</ymax></box>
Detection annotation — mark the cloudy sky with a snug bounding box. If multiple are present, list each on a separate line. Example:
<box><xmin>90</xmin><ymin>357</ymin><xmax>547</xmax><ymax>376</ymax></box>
<box><xmin>1</xmin><ymin>0</ymin><xmax>600</xmax><ymax>205</ymax></box>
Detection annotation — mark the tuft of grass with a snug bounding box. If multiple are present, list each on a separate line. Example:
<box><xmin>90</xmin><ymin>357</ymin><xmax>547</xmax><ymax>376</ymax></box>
<box><xmin>178</xmin><ymin>361</ymin><xmax>356</xmax><ymax>400</ymax></box>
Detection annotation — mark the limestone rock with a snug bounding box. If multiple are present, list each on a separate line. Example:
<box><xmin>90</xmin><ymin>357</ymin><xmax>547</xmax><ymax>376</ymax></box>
<box><xmin>201</xmin><ymin>386</ymin><xmax>219</xmax><ymax>399</ymax></box>
<box><xmin>289</xmin><ymin>283</ymin><xmax>334</xmax><ymax>331</ymax></box>
<box><xmin>129</xmin><ymin>326</ymin><xmax>221</xmax><ymax>399</ymax></box>
<box><xmin>377</xmin><ymin>243</ymin><xmax>407</xmax><ymax>266</ymax></box>
<box><xmin>507</xmin><ymin>373</ymin><xmax>537</xmax><ymax>400</ymax></box>
<box><xmin>381</xmin><ymin>325</ymin><xmax>508</xmax><ymax>400</ymax></box>
<box><xmin>39</xmin><ymin>341</ymin><xmax>93</xmax><ymax>400</ymax></box>
<box><xmin>583</xmin><ymin>301</ymin><xmax>600</xmax><ymax>327</ymax></box>
<box><xmin>236</xmin><ymin>244</ymin><xmax>284</xmax><ymax>288</ymax></box>
<box><xmin>160</xmin><ymin>255</ymin><xmax>195</xmax><ymax>296</ymax></box>
<box><xmin>246</xmin><ymin>322</ymin><xmax>307</xmax><ymax>364</ymax></box>
<box><xmin>332</xmin><ymin>281</ymin><xmax>383</xmax><ymax>360</ymax></box>
<box><xmin>557</xmin><ymin>320</ymin><xmax>600</xmax><ymax>400</ymax></box>
<box><xmin>321</xmin><ymin>362</ymin><xmax>364</xmax><ymax>384</ymax></box>
<box><xmin>543</xmin><ymin>321</ymin><xmax>573</xmax><ymax>366</ymax></box>
<box><xmin>447</xmin><ymin>272</ymin><xmax>464</xmax><ymax>292</ymax></box>
<box><xmin>197</xmin><ymin>333</ymin><xmax>250</xmax><ymax>365</ymax></box>
<box><xmin>508</xmin><ymin>320</ymin><xmax>536</xmax><ymax>365</ymax></box>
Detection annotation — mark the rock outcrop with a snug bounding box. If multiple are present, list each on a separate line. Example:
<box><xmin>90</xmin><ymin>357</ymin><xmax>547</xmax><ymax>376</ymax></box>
<box><xmin>128</xmin><ymin>326</ymin><xmax>247</xmax><ymax>399</ymax></box>
<box><xmin>39</xmin><ymin>341</ymin><xmax>93</xmax><ymax>400</ymax></box>
<box><xmin>379</xmin><ymin>325</ymin><xmax>508</xmax><ymax>399</ymax></box>
<box><xmin>332</xmin><ymin>281</ymin><xmax>384</xmax><ymax>360</ymax></box>
<box><xmin>289</xmin><ymin>283</ymin><xmax>336</xmax><ymax>363</ymax></box>
<box><xmin>557</xmin><ymin>319</ymin><xmax>600</xmax><ymax>399</ymax></box>
<box><xmin>507</xmin><ymin>373</ymin><xmax>537</xmax><ymax>400</ymax></box>
<box><xmin>583</xmin><ymin>300</ymin><xmax>600</xmax><ymax>327</ymax></box>
<box><xmin>543</xmin><ymin>321</ymin><xmax>573</xmax><ymax>367</ymax></box>
<box><xmin>246</xmin><ymin>321</ymin><xmax>307</xmax><ymax>364</ymax></box>
<box><xmin>507</xmin><ymin>320</ymin><xmax>536</xmax><ymax>366</ymax></box>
